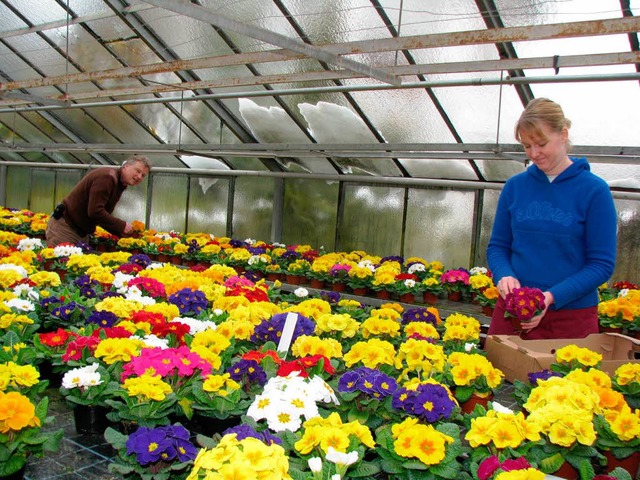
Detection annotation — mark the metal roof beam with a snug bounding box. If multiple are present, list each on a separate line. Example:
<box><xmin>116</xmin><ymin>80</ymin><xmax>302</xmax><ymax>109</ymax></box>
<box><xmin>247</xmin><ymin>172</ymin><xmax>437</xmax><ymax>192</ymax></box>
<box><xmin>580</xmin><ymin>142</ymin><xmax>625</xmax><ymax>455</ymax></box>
<box><xmin>142</xmin><ymin>0</ymin><xmax>401</xmax><ymax>86</ymax></box>
<box><xmin>3</xmin><ymin>51</ymin><xmax>636</xmax><ymax>103</ymax></box>
<box><xmin>2</xmin><ymin>71</ymin><xmax>639</xmax><ymax>111</ymax></box>
<box><xmin>1</xmin><ymin>16</ymin><xmax>637</xmax><ymax>94</ymax></box>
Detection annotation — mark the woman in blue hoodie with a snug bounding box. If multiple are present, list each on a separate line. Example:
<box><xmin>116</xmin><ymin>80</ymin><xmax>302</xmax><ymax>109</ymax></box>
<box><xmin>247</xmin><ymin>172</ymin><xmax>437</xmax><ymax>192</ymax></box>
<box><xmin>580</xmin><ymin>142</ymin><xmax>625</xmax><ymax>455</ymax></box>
<box><xmin>486</xmin><ymin>98</ymin><xmax>617</xmax><ymax>339</ymax></box>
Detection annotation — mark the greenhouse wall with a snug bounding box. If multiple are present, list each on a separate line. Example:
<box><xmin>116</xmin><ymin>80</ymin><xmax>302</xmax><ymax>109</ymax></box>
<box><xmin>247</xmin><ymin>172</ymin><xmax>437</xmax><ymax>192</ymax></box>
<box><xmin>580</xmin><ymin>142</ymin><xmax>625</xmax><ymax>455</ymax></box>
<box><xmin>2</xmin><ymin>164</ymin><xmax>638</xmax><ymax>285</ymax></box>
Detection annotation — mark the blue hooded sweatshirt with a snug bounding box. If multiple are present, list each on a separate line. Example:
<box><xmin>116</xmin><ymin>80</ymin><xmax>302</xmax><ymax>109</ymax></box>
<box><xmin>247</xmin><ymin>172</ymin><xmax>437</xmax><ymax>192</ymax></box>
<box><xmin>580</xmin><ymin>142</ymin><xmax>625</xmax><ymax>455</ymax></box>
<box><xmin>487</xmin><ymin>157</ymin><xmax>617</xmax><ymax>310</ymax></box>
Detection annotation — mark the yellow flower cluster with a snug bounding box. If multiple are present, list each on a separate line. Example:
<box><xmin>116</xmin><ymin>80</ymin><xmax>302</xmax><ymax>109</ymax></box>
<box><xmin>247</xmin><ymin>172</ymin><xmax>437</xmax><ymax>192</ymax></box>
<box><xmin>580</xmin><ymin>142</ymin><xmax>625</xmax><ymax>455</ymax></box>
<box><xmin>0</xmin><ymin>362</ymin><xmax>40</xmax><ymax>389</ymax></box>
<box><xmin>371</xmin><ymin>262</ymin><xmax>401</xmax><ymax>287</ymax></box>
<box><xmin>343</xmin><ymin>338</ymin><xmax>396</xmax><ymax>369</ymax></box>
<box><xmin>396</xmin><ymin>339</ymin><xmax>446</xmax><ymax>374</ymax></box>
<box><xmin>0</xmin><ymin>391</ymin><xmax>41</xmax><ymax>433</ymax></box>
<box><xmin>94</xmin><ymin>337</ymin><xmax>144</xmax><ymax>365</ymax></box>
<box><xmin>554</xmin><ymin>344</ymin><xmax>603</xmax><ymax>369</ymax></box>
<box><xmin>360</xmin><ymin>316</ymin><xmax>401</xmax><ymax>339</ymax></box>
<box><xmin>524</xmin><ymin>376</ymin><xmax>599</xmax><ymax>447</ymax></box>
<box><xmin>314</xmin><ymin>313</ymin><xmax>360</xmax><ymax>338</ymax></box>
<box><xmin>465</xmin><ymin>409</ymin><xmax>541</xmax><ymax>449</ymax></box>
<box><xmin>469</xmin><ymin>273</ymin><xmax>494</xmax><ymax>291</ymax></box>
<box><xmin>95</xmin><ymin>297</ymin><xmax>143</xmax><ymax>319</ymax></box>
<box><xmin>598</xmin><ymin>295</ymin><xmax>640</xmax><ymax>324</ymax></box>
<box><xmin>447</xmin><ymin>352</ymin><xmax>504</xmax><ymax>390</ymax></box>
<box><xmin>291</xmin><ymin>335</ymin><xmax>343</xmax><ymax>360</ymax></box>
<box><xmin>495</xmin><ymin>469</ymin><xmax>545</xmax><ymax>480</ymax></box>
<box><xmin>28</xmin><ymin>270</ymin><xmax>61</xmax><ymax>287</ymax></box>
<box><xmin>443</xmin><ymin>313</ymin><xmax>480</xmax><ymax>337</ymax></box>
<box><xmin>188</xmin><ymin>434</ymin><xmax>291</xmax><ymax>480</ymax></box>
<box><xmin>65</xmin><ymin>253</ymin><xmax>102</xmax><ymax>273</ymax></box>
<box><xmin>202</xmin><ymin>373</ymin><xmax>240</xmax><ymax>395</ymax></box>
<box><xmin>294</xmin><ymin>412</ymin><xmax>375</xmax><ymax>455</ymax></box>
<box><xmin>123</xmin><ymin>373</ymin><xmax>173</xmax><ymax>401</ymax></box>
<box><xmin>614</xmin><ymin>363</ymin><xmax>640</xmax><ymax>386</ymax></box>
<box><xmin>403</xmin><ymin>321</ymin><xmax>439</xmax><ymax>340</ymax></box>
<box><xmin>392</xmin><ymin>417</ymin><xmax>454</xmax><ymax>465</ymax></box>
<box><xmin>0</xmin><ymin>313</ymin><xmax>34</xmax><ymax>329</ymax></box>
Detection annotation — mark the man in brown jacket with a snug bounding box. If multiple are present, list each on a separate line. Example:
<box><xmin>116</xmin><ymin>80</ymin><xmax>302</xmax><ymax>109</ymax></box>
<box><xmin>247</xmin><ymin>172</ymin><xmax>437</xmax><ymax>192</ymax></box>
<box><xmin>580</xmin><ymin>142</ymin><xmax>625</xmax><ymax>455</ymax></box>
<box><xmin>45</xmin><ymin>155</ymin><xmax>150</xmax><ymax>247</ymax></box>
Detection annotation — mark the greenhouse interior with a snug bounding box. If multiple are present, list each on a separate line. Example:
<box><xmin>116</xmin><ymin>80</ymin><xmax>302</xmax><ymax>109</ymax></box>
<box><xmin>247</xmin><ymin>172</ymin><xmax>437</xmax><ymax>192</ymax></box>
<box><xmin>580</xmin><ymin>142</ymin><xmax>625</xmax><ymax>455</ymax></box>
<box><xmin>1</xmin><ymin>0</ymin><xmax>640</xmax><ymax>480</ymax></box>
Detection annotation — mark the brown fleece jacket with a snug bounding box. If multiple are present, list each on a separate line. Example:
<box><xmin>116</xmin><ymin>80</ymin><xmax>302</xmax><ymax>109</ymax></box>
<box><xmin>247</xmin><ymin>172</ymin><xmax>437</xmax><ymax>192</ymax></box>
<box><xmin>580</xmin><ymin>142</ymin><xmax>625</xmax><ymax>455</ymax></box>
<box><xmin>61</xmin><ymin>168</ymin><xmax>127</xmax><ymax>237</ymax></box>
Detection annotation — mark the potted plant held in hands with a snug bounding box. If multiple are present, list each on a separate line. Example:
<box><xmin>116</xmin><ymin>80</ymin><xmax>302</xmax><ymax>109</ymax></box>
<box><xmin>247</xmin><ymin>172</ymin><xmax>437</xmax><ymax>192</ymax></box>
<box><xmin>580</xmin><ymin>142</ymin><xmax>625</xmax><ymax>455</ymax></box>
<box><xmin>504</xmin><ymin>287</ymin><xmax>546</xmax><ymax>333</ymax></box>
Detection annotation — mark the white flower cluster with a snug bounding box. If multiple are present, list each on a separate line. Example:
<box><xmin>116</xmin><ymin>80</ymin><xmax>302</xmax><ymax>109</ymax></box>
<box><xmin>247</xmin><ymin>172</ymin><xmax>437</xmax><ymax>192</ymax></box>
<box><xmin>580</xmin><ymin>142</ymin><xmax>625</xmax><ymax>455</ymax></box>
<box><xmin>469</xmin><ymin>266</ymin><xmax>489</xmax><ymax>276</ymax></box>
<box><xmin>170</xmin><ymin>316</ymin><xmax>217</xmax><ymax>335</ymax></box>
<box><xmin>53</xmin><ymin>244</ymin><xmax>83</xmax><ymax>257</ymax></box>
<box><xmin>407</xmin><ymin>263</ymin><xmax>426</xmax><ymax>275</ymax></box>
<box><xmin>17</xmin><ymin>238</ymin><xmax>44</xmax><ymax>251</ymax></box>
<box><xmin>247</xmin><ymin>373</ymin><xmax>339</xmax><ymax>433</ymax></box>
<box><xmin>61</xmin><ymin>363</ymin><xmax>103</xmax><ymax>390</ymax></box>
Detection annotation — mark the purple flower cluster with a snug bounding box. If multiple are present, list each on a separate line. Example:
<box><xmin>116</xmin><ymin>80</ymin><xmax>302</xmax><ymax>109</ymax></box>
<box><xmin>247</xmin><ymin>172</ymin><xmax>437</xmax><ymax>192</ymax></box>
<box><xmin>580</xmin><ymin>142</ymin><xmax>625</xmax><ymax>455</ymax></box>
<box><xmin>402</xmin><ymin>307</ymin><xmax>438</xmax><ymax>326</ymax></box>
<box><xmin>319</xmin><ymin>291</ymin><xmax>341</xmax><ymax>304</ymax></box>
<box><xmin>226</xmin><ymin>359</ymin><xmax>267</xmax><ymax>387</ymax></box>
<box><xmin>51</xmin><ymin>301</ymin><xmax>85</xmax><ymax>322</ymax></box>
<box><xmin>338</xmin><ymin>367</ymin><xmax>398</xmax><ymax>399</ymax></box>
<box><xmin>250</xmin><ymin>312</ymin><xmax>315</xmax><ymax>344</ymax></box>
<box><xmin>73</xmin><ymin>275</ymin><xmax>100</xmax><ymax>298</ymax></box>
<box><xmin>223</xmin><ymin>424</ymin><xmax>282</xmax><ymax>445</ymax></box>
<box><xmin>168</xmin><ymin>288</ymin><xmax>208</xmax><ymax>316</ymax></box>
<box><xmin>125</xmin><ymin>424</ymin><xmax>197</xmax><ymax>466</ymax></box>
<box><xmin>129</xmin><ymin>253</ymin><xmax>152</xmax><ymax>268</ymax></box>
<box><xmin>392</xmin><ymin>383</ymin><xmax>457</xmax><ymax>423</ymax></box>
<box><xmin>87</xmin><ymin>310</ymin><xmax>119</xmax><ymax>328</ymax></box>
<box><xmin>527</xmin><ymin>369</ymin><xmax>563</xmax><ymax>385</ymax></box>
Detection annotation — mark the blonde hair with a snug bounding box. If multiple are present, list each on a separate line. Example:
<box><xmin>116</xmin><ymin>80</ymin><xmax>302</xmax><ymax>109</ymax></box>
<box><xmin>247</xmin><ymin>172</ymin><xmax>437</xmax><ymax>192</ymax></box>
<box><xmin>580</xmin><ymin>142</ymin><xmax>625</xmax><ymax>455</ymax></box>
<box><xmin>514</xmin><ymin>98</ymin><xmax>572</xmax><ymax>149</ymax></box>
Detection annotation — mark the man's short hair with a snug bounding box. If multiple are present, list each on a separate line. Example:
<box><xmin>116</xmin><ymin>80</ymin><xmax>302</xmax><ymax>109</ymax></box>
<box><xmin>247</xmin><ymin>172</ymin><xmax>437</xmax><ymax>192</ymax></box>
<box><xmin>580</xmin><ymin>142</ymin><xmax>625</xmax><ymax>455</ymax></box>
<box><xmin>124</xmin><ymin>155</ymin><xmax>151</xmax><ymax>170</ymax></box>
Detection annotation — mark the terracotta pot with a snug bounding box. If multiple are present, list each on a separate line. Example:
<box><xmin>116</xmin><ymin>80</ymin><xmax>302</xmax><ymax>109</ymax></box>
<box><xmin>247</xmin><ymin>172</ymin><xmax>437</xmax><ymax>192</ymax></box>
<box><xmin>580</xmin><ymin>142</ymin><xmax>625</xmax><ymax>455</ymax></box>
<box><xmin>447</xmin><ymin>291</ymin><xmax>462</xmax><ymax>302</ymax></box>
<box><xmin>157</xmin><ymin>253</ymin><xmax>170</xmax><ymax>263</ymax></box>
<box><xmin>599</xmin><ymin>326</ymin><xmax>623</xmax><ymax>334</ymax></box>
<box><xmin>399</xmin><ymin>293</ymin><xmax>415</xmax><ymax>304</ymax></box>
<box><xmin>460</xmin><ymin>393</ymin><xmax>493</xmax><ymax>414</ymax></box>
<box><xmin>375</xmin><ymin>289</ymin><xmax>392</xmax><ymax>300</ymax></box>
<box><xmin>286</xmin><ymin>274</ymin><xmax>300</xmax><ymax>285</ymax></box>
<box><xmin>332</xmin><ymin>282</ymin><xmax>347</xmax><ymax>292</ymax></box>
<box><xmin>351</xmin><ymin>287</ymin><xmax>369</xmax><ymax>296</ymax></box>
<box><xmin>423</xmin><ymin>292</ymin><xmax>438</xmax><ymax>305</ymax></box>
<box><xmin>170</xmin><ymin>255</ymin><xmax>182</xmax><ymax>265</ymax></box>
<box><xmin>266</xmin><ymin>273</ymin><xmax>281</xmax><ymax>282</ymax></box>
<box><xmin>603</xmin><ymin>450</ymin><xmax>640</xmax><ymax>476</ymax></box>
<box><xmin>310</xmin><ymin>279</ymin><xmax>325</xmax><ymax>289</ymax></box>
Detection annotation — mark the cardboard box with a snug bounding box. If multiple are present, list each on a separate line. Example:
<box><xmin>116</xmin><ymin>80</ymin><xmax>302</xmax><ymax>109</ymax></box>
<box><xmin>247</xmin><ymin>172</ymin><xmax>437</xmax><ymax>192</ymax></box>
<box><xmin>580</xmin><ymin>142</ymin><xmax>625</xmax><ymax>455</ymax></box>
<box><xmin>485</xmin><ymin>333</ymin><xmax>640</xmax><ymax>383</ymax></box>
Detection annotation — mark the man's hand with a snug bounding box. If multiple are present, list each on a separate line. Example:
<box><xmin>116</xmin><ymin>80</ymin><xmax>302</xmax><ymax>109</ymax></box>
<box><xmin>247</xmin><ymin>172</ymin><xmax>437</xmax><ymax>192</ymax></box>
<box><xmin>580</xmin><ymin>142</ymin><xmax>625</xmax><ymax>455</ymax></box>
<box><xmin>123</xmin><ymin>222</ymin><xmax>134</xmax><ymax>235</ymax></box>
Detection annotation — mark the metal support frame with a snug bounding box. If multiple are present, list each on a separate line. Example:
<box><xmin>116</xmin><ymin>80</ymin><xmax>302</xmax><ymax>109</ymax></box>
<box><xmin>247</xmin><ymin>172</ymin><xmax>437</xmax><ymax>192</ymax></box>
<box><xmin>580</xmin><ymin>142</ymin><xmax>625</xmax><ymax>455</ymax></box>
<box><xmin>142</xmin><ymin>0</ymin><xmax>401</xmax><ymax>86</ymax></box>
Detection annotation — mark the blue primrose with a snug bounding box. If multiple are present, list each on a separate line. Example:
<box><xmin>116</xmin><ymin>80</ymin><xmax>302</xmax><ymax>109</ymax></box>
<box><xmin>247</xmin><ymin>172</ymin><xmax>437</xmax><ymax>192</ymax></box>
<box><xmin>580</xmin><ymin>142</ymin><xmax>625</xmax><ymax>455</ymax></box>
<box><xmin>223</xmin><ymin>424</ymin><xmax>282</xmax><ymax>446</ymax></box>
<box><xmin>87</xmin><ymin>310</ymin><xmax>119</xmax><ymax>328</ymax></box>
<box><xmin>528</xmin><ymin>369</ymin><xmax>563</xmax><ymax>385</ymax></box>
<box><xmin>250</xmin><ymin>312</ymin><xmax>314</xmax><ymax>344</ymax></box>
<box><xmin>125</xmin><ymin>425</ymin><xmax>197</xmax><ymax>466</ymax></box>
<box><xmin>392</xmin><ymin>383</ymin><xmax>456</xmax><ymax>423</ymax></box>
<box><xmin>226</xmin><ymin>359</ymin><xmax>268</xmax><ymax>387</ymax></box>
<box><xmin>402</xmin><ymin>307</ymin><xmax>438</xmax><ymax>326</ymax></box>
<box><xmin>338</xmin><ymin>367</ymin><xmax>398</xmax><ymax>398</ymax></box>
<box><xmin>168</xmin><ymin>288</ymin><xmax>208</xmax><ymax>316</ymax></box>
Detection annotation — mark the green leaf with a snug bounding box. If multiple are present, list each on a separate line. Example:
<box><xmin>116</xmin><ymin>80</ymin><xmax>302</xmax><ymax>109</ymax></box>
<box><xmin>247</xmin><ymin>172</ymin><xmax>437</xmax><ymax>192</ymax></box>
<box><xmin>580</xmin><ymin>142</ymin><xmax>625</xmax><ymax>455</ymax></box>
<box><xmin>349</xmin><ymin>461</ymin><xmax>381</xmax><ymax>477</ymax></box>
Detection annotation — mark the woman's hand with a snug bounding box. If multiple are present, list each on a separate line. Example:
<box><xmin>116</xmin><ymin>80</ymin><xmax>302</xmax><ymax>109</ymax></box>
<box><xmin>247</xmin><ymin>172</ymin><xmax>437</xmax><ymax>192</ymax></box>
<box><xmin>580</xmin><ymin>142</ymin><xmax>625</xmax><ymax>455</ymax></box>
<box><xmin>497</xmin><ymin>276</ymin><xmax>520</xmax><ymax>299</ymax></box>
<box><xmin>522</xmin><ymin>291</ymin><xmax>554</xmax><ymax>331</ymax></box>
